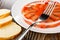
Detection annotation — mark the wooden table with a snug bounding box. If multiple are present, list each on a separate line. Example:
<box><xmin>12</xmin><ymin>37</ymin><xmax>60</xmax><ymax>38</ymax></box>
<box><xmin>14</xmin><ymin>21</ymin><xmax>60</xmax><ymax>40</ymax></box>
<box><xmin>22</xmin><ymin>30</ymin><xmax>60</xmax><ymax>40</ymax></box>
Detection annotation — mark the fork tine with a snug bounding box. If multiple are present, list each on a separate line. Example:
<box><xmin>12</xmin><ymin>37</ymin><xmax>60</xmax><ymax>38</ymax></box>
<box><xmin>45</xmin><ymin>3</ymin><xmax>53</xmax><ymax>15</ymax></box>
<box><xmin>43</xmin><ymin>1</ymin><xmax>57</xmax><ymax>16</ymax></box>
<box><xmin>49</xmin><ymin>2</ymin><xmax>57</xmax><ymax>15</ymax></box>
<box><xmin>43</xmin><ymin>2</ymin><xmax>52</xmax><ymax>14</ymax></box>
<box><xmin>44</xmin><ymin>1</ymin><xmax>54</xmax><ymax>14</ymax></box>
<box><xmin>43</xmin><ymin>2</ymin><xmax>50</xmax><ymax>14</ymax></box>
<box><xmin>47</xmin><ymin>2</ymin><xmax>55</xmax><ymax>15</ymax></box>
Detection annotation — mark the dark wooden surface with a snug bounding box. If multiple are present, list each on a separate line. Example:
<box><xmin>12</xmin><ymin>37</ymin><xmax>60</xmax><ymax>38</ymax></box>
<box><xmin>14</xmin><ymin>22</ymin><xmax>60</xmax><ymax>40</ymax></box>
<box><xmin>21</xmin><ymin>29</ymin><xmax>60</xmax><ymax>40</ymax></box>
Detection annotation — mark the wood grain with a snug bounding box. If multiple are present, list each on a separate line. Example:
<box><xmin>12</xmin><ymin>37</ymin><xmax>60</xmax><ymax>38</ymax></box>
<box><xmin>23</xmin><ymin>31</ymin><xmax>60</xmax><ymax>40</ymax></box>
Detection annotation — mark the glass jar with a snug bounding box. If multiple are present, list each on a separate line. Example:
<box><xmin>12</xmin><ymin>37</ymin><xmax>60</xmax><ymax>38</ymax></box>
<box><xmin>0</xmin><ymin>0</ymin><xmax>16</xmax><ymax>9</ymax></box>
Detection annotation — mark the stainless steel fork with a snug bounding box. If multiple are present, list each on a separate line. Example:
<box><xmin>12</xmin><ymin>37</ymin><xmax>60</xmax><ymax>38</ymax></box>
<box><xmin>16</xmin><ymin>1</ymin><xmax>57</xmax><ymax>40</ymax></box>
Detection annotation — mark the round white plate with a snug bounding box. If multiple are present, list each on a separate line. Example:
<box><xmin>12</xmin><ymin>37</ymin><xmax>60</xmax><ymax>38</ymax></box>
<box><xmin>11</xmin><ymin>0</ymin><xmax>60</xmax><ymax>33</ymax></box>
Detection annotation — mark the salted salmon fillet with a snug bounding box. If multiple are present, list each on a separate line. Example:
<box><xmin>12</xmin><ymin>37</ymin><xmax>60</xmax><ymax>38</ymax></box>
<box><xmin>50</xmin><ymin>14</ymin><xmax>60</xmax><ymax>21</ymax></box>
<box><xmin>22</xmin><ymin>1</ymin><xmax>60</xmax><ymax>28</ymax></box>
<box><xmin>45</xmin><ymin>18</ymin><xmax>53</xmax><ymax>22</ymax></box>
<box><xmin>36</xmin><ymin>21</ymin><xmax>60</xmax><ymax>28</ymax></box>
<box><xmin>22</xmin><ymin>1</ymin><xmax>48</xmax><ymax>21</ymax></box>
<box><xmin>53</xmin><ymin>13</ymin><xmax>60</xmax><ymax>17</ymax></box>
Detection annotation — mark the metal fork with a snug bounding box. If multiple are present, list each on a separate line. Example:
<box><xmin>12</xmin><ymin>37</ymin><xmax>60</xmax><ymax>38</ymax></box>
<box><xmin>16</xmin><ymin>1</ymin><xmax>57</xmax><ymax>40</ymax></box>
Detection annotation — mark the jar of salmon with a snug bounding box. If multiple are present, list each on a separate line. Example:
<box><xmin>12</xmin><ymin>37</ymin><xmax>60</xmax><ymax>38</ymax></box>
<box><xmin>0</xmin><ymin>0</ymin><xmax>16</xmax><ymax>9</ymax></box>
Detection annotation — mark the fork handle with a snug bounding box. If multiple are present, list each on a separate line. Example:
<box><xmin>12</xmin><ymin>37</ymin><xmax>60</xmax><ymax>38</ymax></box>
<box><xmin>16</xmin><ymin>23</ymin><xmax>35</xmax><ymax>40</ymax></box>
<box><xmin>18</xmin><ymin>28</ymin><xmax>30</xmax><ymax>40</ymax></box>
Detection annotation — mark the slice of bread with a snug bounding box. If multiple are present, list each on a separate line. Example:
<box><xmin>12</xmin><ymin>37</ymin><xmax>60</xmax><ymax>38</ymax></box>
<box><xmin>0</xmin><ymin>9</ymin><xmax>10</xmax><ymax>19</ymax></box>
<box><xmin>0</xmin><ymin>16</ymin><xmax>12</xmax><ymax>27</ymax></box>
<box><xmin>0</xmin><ymin>22</ymin><xmax>21</xmax><ymax>40</ymax></box>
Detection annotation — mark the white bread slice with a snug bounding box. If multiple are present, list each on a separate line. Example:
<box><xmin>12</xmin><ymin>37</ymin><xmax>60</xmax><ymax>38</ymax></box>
<box><xmin>0</xmin><ymin>22</ymin><xmax>21</xmax><ymax>40</ymax></box>
<box><xmin>0</xmin><ymin>16</ymin><xmax>12</xmax><ymax>27</ymax></box>
<box><xmin>0</xmin><ymin>9</ymin><xmax>10</xmax><ymax>19</ymax></box>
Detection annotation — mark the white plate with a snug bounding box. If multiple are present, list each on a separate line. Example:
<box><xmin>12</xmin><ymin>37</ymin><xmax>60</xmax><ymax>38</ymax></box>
<box><xmin>11</xmin><ymin>0</ymin><xmax>60</xmax><ymax>33</ymax></box>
